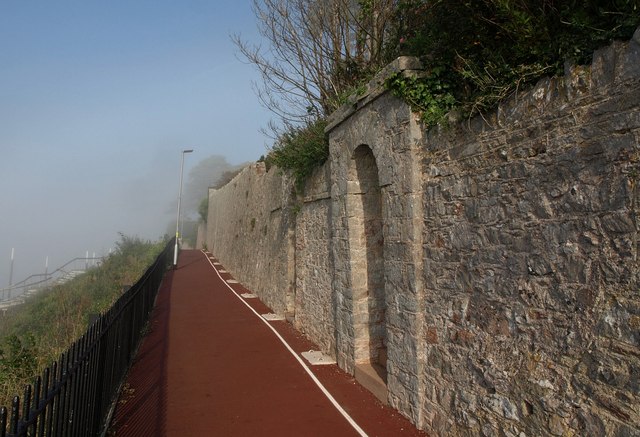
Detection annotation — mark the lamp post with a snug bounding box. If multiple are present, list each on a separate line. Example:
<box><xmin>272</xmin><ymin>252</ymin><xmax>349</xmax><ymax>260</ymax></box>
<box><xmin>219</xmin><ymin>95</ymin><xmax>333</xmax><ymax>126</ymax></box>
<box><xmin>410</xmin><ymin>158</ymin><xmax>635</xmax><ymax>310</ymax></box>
<box><xmin>173</xmin><ymin>149</ymin><xmax>193</xmax><ymax>268</ymax></box>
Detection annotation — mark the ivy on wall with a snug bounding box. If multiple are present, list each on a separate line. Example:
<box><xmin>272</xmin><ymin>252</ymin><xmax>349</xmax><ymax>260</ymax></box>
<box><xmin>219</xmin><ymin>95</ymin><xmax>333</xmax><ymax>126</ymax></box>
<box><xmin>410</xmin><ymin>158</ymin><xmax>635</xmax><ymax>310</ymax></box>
<box><xmin>386</xmin><ymin>0</ymin><xmax>640</xmax><ymax>126</ymax></box>
<box><xmin>263</xmin><ymin>0</ymin><xmax>640</xmax><ymax>183</ymax></box>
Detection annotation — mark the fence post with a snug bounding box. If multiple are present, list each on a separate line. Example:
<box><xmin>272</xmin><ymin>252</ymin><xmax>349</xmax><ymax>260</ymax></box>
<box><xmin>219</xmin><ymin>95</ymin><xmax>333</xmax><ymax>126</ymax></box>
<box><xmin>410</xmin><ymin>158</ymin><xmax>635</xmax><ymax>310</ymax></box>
<box><xmin>91</xmin><ymin>318</ymin><xmax>109</xmax><ymax>434</ymax></box>
<box><xmin>21</xmin><ymin>385</ymin><xmax>31</xmax><ymax>436</ymax></box>
<box><xmin>1</xmin><ymin>406</ymin><xmax>6</xmax><ymax>437</ymax></box>
<box><xmin>9</xmin><ymin>397</ymin><xmax>19</xmax><ymax>435</ymax></box>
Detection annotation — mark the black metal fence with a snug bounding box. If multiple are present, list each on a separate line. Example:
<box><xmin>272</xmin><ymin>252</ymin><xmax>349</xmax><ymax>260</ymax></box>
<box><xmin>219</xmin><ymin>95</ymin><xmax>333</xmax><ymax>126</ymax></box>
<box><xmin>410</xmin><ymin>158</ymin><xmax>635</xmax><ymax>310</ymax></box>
<box><xmin>0</xmin><ymin>239</ymin><xmax>174</xmax><ymax>437</ymax></box>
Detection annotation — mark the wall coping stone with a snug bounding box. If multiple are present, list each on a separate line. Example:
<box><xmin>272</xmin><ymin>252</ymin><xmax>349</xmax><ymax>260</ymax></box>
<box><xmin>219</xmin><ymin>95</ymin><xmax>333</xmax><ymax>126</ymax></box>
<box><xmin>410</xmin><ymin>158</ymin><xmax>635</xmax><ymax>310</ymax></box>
<box><xmin>328</xmin><ymin>25</ymin><xmax>640</xmax><ymax>138</ymax></box>
<box><xmin>325</xmin><ymin>56</ymin><xmax>423</xmax><ymax>133</ymax></box>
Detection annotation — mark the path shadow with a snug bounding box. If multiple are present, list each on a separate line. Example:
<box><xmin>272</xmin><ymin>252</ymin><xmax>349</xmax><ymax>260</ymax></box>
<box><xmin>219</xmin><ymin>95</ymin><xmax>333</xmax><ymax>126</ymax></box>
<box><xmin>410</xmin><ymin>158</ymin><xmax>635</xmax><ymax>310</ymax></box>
<box><xmin>108</xmin><ymin>272</ymin><xmax>174</xmax><ymax>436</ymax></box>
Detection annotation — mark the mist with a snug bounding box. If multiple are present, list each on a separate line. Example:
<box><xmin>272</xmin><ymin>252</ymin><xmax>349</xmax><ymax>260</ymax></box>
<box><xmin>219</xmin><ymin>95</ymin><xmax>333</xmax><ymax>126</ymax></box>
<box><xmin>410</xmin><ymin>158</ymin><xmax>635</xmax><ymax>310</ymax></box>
<box><xmin>0</xmin><ymin>152</ymin><xmax>251</xmax><ymax>289</ymax></box>
<box><xmin>163</xmin><ymin>155</ymin><xmax>248</xmax><ymax>243</ymax></box>
<box><xmin>0</xmin><ymin>2</ymin><xmax>273</xmax><ymax>289</ymax></box>
<box><xmin>181</xmin><ymin>155</ymin><xmax>248</xmax><ymax>219</ymax></box>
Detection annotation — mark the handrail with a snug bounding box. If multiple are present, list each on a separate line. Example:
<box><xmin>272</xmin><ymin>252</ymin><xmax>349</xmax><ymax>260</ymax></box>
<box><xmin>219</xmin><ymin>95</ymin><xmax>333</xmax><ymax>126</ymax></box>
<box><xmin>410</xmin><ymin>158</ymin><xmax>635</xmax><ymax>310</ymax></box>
<box><xmin>0</xmin><ymin>238</ymin><xmax>175</xmax><ymax>437</ymax></box>
<box><xmin>1</xmin><ymin>257</ymin><xmax>105</xmax><ymax>302</ymax></box>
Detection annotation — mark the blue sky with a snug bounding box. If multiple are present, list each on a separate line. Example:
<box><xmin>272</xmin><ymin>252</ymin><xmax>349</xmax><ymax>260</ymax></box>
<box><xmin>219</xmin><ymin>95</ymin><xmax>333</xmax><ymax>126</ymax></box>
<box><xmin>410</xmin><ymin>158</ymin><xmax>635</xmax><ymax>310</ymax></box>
<box><xmin>0</xmin><ymin>1</ymin><xmax>272</xmax><ymax>285</ymax></box>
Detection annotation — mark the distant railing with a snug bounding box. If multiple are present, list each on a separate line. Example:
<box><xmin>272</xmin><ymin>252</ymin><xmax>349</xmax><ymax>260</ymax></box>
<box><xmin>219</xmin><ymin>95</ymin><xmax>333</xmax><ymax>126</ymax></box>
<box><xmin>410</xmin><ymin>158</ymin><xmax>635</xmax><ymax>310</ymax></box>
<box><xmin>1</xmin><ymin>256</ymin><xmax>104</xmax><ymax>304</ymax></box>
<box><xmin>0</xmin><ymin>239</ymin><xmax>174</xmax><ymax>437</ymax></box>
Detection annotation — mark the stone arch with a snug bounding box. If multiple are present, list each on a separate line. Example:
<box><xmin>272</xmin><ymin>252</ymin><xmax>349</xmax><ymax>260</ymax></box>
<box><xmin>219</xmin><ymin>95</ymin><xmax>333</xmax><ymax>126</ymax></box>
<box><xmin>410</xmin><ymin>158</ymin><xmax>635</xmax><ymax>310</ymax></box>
<box><xmin>346</xmin><ymin>144</ymin><xmax>387</xmax><ymax>398</ymax></box>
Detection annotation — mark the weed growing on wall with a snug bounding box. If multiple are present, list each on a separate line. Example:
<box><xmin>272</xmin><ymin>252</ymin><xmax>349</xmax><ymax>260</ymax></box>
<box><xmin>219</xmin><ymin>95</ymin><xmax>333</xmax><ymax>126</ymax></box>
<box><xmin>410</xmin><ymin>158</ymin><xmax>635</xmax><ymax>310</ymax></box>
<box><xmin>265</xmin><ymin>119</ymin><xmax>329</xmax><ymax>189</ymax></box>
<box><xmin>386</xmin><ymin>67</ymin><xmax>457</xmax><ymax>126</ymax></box>
<box><xmin>385</xmin><ymin>0</ymin><xmax>640</xmax><ymax>126</ymax></box>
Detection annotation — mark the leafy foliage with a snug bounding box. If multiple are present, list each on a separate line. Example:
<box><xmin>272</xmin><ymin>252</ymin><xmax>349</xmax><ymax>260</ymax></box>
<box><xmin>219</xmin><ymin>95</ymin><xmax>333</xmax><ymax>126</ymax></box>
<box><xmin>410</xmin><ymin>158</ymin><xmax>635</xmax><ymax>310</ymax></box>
<box><xmin>386</xmin><ymin>0</ymin><xmax>640</xmax><ymax>125</ymax></box>
<box><xmin>386</xmin><ymin>68</ymin><xmax>457</xmax><ymax>126</ymax></box>
<box><xmin>198</xmin><ymin>196</ymin><xmax>209</xmax><ymax>223</ymax></box>
<box><xmin>265</xmin><ymin>119</ymin><xmax>329</xmax><ymax>189</ymax></box>
<box><xmin>251</xmin><ymin>0</ymin><xmax>639</xmax><ymax>182</ymax></box>
<box><xmin>0</xmin><ymin>334</ymin><xmax>38</xmax><ymax>401</ymax></box>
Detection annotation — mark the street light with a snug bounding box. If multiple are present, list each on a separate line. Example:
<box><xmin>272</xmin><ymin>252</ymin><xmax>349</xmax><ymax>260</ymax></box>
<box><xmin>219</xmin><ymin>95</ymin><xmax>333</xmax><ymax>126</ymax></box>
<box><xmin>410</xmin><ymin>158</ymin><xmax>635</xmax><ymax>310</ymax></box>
<box><xmin>173</xmin><ymin>149</ymin><xmax>193</xmax><ymax>268</ymax></box>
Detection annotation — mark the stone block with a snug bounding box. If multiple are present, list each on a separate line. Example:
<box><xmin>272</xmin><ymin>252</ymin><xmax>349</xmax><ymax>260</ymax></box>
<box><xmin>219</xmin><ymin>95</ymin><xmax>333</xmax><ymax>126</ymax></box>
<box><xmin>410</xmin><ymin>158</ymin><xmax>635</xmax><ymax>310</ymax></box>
<box><xmin>565</xmin><ymin>64</ymin><xmax>591</xmax><ymax>101</ymax></box>
<box><xmin>591</xmin><ymin>45</ymin><xmax>616</xmax><ymax>88</ymax></box>
<box><xmin>616</xmin><ymin>37</ymin><xmax>640</xmax><ymax>83</ymax></box>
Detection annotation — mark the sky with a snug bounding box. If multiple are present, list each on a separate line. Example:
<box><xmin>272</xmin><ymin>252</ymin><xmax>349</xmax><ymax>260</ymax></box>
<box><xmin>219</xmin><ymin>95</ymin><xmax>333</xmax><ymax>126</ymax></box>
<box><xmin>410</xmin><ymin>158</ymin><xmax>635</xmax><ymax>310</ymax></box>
<box><xmin>0</xmin><ymin>1</ymin><xmax>273</xmax><ymax>287</ymax></box>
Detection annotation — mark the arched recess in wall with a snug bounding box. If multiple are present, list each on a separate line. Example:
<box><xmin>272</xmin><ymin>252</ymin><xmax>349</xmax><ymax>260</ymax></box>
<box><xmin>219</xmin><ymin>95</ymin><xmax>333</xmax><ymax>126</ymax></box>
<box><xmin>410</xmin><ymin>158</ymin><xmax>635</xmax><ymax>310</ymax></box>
<box><xmin>346</xmin><ymin>144</ymin><xmax>387</xmax><ymax>386</ymax></box>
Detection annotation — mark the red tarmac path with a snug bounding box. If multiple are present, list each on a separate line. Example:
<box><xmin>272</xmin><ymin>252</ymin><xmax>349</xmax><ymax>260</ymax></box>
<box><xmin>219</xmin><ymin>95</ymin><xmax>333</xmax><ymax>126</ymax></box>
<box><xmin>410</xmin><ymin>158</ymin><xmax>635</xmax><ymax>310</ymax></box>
<box><xmin>109</xmin><ymin>250</ymin><xmax>428</xmax><ymax>436</ymax></box>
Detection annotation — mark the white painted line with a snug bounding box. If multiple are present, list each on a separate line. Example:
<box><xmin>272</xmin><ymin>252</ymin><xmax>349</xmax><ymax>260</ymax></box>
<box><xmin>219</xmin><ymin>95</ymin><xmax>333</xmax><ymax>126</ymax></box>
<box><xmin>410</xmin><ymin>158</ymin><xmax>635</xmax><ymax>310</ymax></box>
<box><xmin>226</xmin><ymin>279</ymin><xmax>239</xmax><ymax>284</ymax></box>
<box><xmin>262</xmin><ymin>313</ymin><xmax>285</xmax><ymax>321</ymax></box>
<box><xmin>241</xmin><ymin>293</ymin><xmax>257</xmax><ymax>299</ymax></box>
<box><xmin>218</xmin><ymin>269</ymin><xmax>228</xmax><ymax>273</ymax></box>
<box><xmin>301</xmin><ymin>350</ymin><xmax>336</xmax><ymax>365</ymax></box>
<box><xmin>201</xmin><ymin>251</ymin><xmax>368</xmax><ymax>437</ymax></box>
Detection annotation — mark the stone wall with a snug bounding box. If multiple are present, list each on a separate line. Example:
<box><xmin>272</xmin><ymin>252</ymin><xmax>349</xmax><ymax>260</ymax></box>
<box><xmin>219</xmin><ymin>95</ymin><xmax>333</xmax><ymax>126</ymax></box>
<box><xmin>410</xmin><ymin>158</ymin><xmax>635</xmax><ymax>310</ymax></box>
<box><xmin>414</xmin><ymin>31</ymin><xmax>640</xmax><ymax>436</ymax></box>
<box><xmin>412</xmin><ymin>33</ymin><xmax>640</xmax><ymax>435</ymax></box>
<box><xmin>195</xmin><ymin>221</ymin><xmax>207</xmax><ymax>250</ymax></box>
<box><xmin>293</xmin><ymin>164</ymin><xmax>335</xmax><ymax>352</ymax></box>
<box><xmin>203</xmin><ymin>29</ymin><xmax>639</xmax><ymax>436</ymax></box>
<box><xmin>205</xmin><ymin>163</ymin><xmax>296</xmax><ymax>315</ymax></box>
<box><xmin>327</xmin><ymin>57</ymin><xmax>427</xmax><ymax>419</ymax></box>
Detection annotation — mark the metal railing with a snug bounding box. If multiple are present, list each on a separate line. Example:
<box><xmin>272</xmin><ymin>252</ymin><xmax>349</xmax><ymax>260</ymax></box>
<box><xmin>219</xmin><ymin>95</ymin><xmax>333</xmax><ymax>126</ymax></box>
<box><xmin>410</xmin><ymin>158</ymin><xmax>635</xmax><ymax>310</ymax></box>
<box><xmin>0</xmin><ymin>239</ymin><xmax>174</xmax><ymax>437</ymax></box>
<box><xmin>1</xmin><ymin>257</ymin><xmax>104</xmax><ymax>304</ymax></box>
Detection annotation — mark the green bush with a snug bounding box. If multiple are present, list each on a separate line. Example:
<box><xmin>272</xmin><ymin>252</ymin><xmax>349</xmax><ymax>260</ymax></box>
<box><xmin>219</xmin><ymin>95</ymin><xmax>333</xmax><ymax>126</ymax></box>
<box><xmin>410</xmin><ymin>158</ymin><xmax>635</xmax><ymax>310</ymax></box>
<box><xmin>386</xmin><ymin>67</ymin><xmax>457</xmax><ymax>126</ymax></box>
<box><xmin>386</xmin><ymin>0</ymin><xmax>640</xmax><ymax>125</ymax></box>
<box><xmin>198</xmin><ymin>196</ymin><xmax>209</xmax><ymax>223</ymax></box>
<box><xmin>266</xmin><ymin>119</ymin><xmax>329</xmax><ymax>189</ymax></box>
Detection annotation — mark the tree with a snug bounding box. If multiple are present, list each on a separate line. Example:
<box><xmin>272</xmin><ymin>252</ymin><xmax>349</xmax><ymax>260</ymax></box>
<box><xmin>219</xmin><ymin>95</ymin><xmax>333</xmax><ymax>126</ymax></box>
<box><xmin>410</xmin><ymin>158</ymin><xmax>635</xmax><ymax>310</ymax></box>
<box><xmin>198</xmin><ymin>197</ymin><xmax>209</xmax><ymax>223</ymax></box>
<box><xmin>234</xmin><ymin>0</ymin><xmax>398</xmax><ymax>130</ymax></box>
<box><xmin>182</xmin><ymin>155</ymin><xmax>247</xmax><ymax>217</ymax></box>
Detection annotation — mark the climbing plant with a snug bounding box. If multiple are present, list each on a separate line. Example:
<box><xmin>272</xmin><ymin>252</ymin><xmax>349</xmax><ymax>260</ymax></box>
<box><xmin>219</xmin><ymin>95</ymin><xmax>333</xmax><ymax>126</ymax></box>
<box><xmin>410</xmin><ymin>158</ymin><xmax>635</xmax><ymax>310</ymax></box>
<box><xmin>385</xmin><ymin>0</ymin><xmax>640</xmax><ymax>126</ymax></box>
<box><xmin>251</xmin><ymin>0</ymin><xmax>640</xmax><ymax>180</ymax></box>
<box><xmin>264</xmin><ymin>119</ymin><xmax>329</xmax><ymax>190</ymax></box>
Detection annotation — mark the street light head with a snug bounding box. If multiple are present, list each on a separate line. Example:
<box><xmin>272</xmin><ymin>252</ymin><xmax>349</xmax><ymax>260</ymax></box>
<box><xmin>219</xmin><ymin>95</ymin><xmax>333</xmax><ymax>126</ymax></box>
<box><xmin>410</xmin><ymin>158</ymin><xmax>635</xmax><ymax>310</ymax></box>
<box><xmin>183</xmin><ymin>149</ymin><xmax>194</xmax><ymax>154</ymax></box>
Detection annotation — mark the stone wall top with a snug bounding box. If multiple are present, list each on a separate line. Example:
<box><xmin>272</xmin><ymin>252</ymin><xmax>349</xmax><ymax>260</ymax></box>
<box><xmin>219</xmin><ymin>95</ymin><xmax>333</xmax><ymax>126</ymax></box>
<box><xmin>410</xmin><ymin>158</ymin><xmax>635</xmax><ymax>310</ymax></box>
<box><xmin>325</xmin><ymin>56</ymin><xmax>423</xmax><ymax>133</ymax></box>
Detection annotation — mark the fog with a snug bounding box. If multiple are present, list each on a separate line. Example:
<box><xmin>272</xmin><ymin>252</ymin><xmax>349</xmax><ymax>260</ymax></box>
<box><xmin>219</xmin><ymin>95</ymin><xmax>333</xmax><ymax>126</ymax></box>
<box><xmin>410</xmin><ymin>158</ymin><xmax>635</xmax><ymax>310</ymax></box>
<box><xmin>0</xmin><ymin>2</ymin><xmax>272</xmax><ymax>287</ymax></box>
<box><xmin>0</xmin><ymin>152</ymin><xmax>249</xmax><ymax>288</ymax></box>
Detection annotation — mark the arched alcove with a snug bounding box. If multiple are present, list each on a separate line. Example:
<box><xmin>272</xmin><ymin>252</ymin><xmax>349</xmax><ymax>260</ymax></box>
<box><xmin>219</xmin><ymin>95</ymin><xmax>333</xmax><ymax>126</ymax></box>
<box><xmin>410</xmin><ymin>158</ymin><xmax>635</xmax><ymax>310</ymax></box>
<box><xmin>347</xmin><ymin>144</ymin><xmax>387</xmax><ymax>400</ymax></box>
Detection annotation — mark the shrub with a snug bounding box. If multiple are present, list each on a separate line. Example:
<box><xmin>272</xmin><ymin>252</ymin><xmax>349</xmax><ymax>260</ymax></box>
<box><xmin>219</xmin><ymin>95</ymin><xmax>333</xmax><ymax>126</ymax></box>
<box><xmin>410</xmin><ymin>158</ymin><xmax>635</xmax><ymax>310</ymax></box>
<box><xmin>266</xmin><ymin>119</ymin><xmax>329</xmax><ymax>189</ymax></box>
<box><xmin>198</xmin><ymin>196</ymin><xmax>209</xmax><ymax>223</ymax></box>
<box><xmin>386</xmin><ymin>0</ymin><xmax>640</xmax><ymax>125</ymax></box>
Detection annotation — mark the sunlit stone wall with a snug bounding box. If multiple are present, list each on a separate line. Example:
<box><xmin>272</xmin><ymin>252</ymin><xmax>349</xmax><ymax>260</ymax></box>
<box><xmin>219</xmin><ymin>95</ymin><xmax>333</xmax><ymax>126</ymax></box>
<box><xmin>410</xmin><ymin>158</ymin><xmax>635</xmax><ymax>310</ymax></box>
<box><xmin>204</xmin><ymin>28</ymin><xmax>640</xmax><ymax>436</ymax></box>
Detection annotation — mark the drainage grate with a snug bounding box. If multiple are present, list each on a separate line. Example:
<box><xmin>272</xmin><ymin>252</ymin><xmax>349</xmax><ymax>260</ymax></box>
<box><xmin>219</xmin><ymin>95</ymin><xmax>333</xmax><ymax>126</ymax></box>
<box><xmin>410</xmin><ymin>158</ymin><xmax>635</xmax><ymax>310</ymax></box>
<box><xmin>240</xmin><ymin>293</ymin><xmax>257</xmax><ymax>298</ymax></box>
<box><xmin>261</xmin><ymin>313</ymin><xmax>285</xmax><ymax>321</ymax></box>
<box><xmin>226</xmin><ymin>279</ymin><xmax>239</xmax><ymax>284</ymax></box>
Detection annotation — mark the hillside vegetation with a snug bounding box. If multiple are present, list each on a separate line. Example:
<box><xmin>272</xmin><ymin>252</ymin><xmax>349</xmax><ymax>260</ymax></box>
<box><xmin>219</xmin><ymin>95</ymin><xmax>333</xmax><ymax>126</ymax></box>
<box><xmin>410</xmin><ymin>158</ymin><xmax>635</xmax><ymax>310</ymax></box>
<box><xmin>0</xmin><ymin>235</ymin><xmax>165</xmax><ymax>408</ymax></box>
